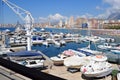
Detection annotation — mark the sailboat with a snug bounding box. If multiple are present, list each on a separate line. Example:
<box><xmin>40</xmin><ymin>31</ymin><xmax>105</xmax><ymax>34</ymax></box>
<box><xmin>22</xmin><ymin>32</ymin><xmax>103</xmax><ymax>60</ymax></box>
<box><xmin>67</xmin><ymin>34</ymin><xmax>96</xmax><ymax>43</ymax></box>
<box><xmin>85</xmin><ymin>20</ymin><xmax>101</xmax><ymax>43</ymax></box>
<box><xmin>78</xmin><ymin>20</ymin><xmax>102</xmax><ymax>56</ymax></box>
<box><xmin>78</xmin><ymin>41</ymin><xmax>102</xmax><ymax>56</ymax></box>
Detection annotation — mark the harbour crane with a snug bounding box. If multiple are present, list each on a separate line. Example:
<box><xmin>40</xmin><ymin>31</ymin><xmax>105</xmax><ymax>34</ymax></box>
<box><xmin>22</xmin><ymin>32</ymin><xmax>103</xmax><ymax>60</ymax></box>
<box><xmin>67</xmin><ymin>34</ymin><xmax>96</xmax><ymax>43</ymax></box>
<box><xmin>2</xmin><ymin>0</ymin><xmax>34</xmax><ymax>51</ymax></box>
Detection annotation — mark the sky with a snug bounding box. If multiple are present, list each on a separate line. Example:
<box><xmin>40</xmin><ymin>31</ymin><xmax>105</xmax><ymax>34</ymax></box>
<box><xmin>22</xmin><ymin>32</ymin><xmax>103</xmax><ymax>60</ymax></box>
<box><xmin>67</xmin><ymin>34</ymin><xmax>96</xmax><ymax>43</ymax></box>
<box><xmin>0</xmin><ymin>0</ymin><xmax>120</xmax><ymax>24</ymax></box>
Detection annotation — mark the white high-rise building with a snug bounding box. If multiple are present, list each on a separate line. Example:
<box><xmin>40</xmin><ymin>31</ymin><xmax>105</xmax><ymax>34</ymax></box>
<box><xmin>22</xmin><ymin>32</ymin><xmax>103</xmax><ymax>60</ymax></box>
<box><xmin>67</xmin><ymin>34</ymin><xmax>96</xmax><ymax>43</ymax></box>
<box><xmin>59</xmin><ymin>20</ymin><xmax>63</xmax><ymax>27</ymax></box>
<box><xmin>69</xmin><ymin>16</ymin><xmax>74</xmax><ymax>27</ymax></box>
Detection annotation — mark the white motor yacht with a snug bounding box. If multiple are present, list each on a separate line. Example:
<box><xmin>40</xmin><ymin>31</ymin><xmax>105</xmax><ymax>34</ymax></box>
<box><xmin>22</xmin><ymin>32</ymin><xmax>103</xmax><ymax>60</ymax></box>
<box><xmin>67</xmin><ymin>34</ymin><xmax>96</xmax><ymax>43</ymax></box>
<box><xmin>18</xmin><ymin>59</ymin><xmax>45</xmax><ymax>68</ymax></box>
<box><xmin>81</xmin><ymin>55</ymin><xmax>112</xmax><ymax>77</ymax></box>
<box><xmin>64</xmin><ymin>56</ymin><xmax>90</xmax><ymax>69</ymax></box>
<box><xmin>6</xmin><ymin>51</ymin><xmax>50</xmax><ymax>68</ymax></box>
<box><xmin>98</xmin><ymin>43</ymin><xmax>113</xmax><ymax>50</ymax></box>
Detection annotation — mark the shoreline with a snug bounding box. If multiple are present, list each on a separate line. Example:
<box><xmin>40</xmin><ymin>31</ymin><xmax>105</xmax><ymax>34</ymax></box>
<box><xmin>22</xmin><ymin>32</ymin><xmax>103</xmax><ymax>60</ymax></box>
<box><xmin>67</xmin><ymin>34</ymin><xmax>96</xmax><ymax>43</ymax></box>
<box><xmin>50</xmin><ymin>27</ymin><xmax>120</xmax><ymax>36</ymax></box>
<box><xmin>1</xmin><ymin>27</ymin><xmax>120</xmax><ymax>36</ymax></box>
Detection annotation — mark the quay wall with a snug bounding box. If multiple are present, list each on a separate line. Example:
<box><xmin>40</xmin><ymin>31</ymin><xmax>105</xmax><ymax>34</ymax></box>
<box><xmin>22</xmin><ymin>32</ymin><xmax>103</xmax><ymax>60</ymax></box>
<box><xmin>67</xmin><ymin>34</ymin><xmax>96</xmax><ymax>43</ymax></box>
<box><xmin>0</xmin><ymin>58</ymin><xmax>65</xmax><ymax>80</ymax></box>
<box><xmin>90</xmin><ymin>29</ymin><xmax>120</xmax><ymax>36</ymax></box>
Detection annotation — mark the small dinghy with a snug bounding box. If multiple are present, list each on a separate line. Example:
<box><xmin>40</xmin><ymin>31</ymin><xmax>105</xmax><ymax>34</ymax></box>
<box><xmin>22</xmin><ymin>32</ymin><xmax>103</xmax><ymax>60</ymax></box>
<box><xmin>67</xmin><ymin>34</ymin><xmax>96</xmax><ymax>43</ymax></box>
<box><xmin>64</xmin><ymin>56</ymin><xmax>90</xmax><ymax>69</ymax></box>
<box><xmin>50</xmin><ymin>56</ymin><xmax>64</xmax><ymax>66</ymax></box>
<box><xmin>18</xmin><ymin>59</ymin><xmax>45</xmax><ymax>68</ymax></box>
<box><xmin>7</xmin><ymin>51</ymin><xmax>46</xmax><ymax>68</ymax></box>
<box><xmin>81</xmin><ymin>55</ymin><xmax>112</xmax><ymax>77</ymax></box>
<box><xmin>50</xmin><ymin>49</ymin><xmax>86</xmax><ymax>66</ymax></box>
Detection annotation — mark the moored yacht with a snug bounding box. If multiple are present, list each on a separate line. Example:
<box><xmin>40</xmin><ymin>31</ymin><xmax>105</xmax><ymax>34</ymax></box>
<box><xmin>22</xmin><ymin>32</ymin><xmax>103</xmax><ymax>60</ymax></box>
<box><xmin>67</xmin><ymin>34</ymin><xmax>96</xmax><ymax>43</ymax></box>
<box><xmin>98</xmin><ymin>43</ymin><xmax>113</xmax><ymax>50</ymax></box>
<box><xmin>6</xmin><ymin>51</ymin><xmax>51</xmax><ymax>68</ymax></box>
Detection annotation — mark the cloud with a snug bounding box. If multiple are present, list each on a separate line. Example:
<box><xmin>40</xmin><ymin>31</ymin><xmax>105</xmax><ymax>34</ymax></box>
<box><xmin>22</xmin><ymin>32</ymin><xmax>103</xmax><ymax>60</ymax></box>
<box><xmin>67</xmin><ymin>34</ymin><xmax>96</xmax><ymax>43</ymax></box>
<box><xmin>103</xmin><ymin>0</ymin><xmax>120</xmax><ymax>9</ymax></box>
<box><xmin>96</xmin><ymin>0</ymin><xmax>120</xmax><ymax>19</ymax></box>
<box><xmin>81</xmin><ymin>13</ymin><xmax>94</xmax><ymax>19</ymax></box>
<box><xmin>96</xmin><ymin>6</ymin><xmax>103</xmax><ymax>10</ymax></box>
<box><xmin>103</xmin><ymin>0</ymin><xmax>120</xmax><ymax>12</ymax></box>
<box><xmin>97</xmin><ymin>13</ymin><xmax>108</xmax><ymax>19</ymax></box>
<box><xmin>48</xmin><ymin>13</ymin><xmax>67</xmax><ymax>20</ymax></box>
<box><xmin>39</xmin><ymin>13</ymin><xmax>67</xmax><ymax>23</ymax></box>
<box><xmin>38</xmin><ymin>17</ymin><xmax>48</xmax><ymax>23</ymax></box>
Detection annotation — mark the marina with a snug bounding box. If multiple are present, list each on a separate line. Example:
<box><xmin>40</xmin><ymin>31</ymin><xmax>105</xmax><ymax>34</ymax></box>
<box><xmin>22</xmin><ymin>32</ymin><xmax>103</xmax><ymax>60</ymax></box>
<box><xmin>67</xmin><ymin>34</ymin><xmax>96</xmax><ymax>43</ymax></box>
<box><xmin>41</xmin><ymin>63</ymin><xmax>119</xmax><ymax>80</ymax></box>
<box><xmin>1</xmin><ymin>0</ymin><xmax>120</xmax><ymax>80</ymax></box>
<box><xmin>1</xmin><ymin>27</ymin><xmax>120</xmax><ymax>80</ymax></box>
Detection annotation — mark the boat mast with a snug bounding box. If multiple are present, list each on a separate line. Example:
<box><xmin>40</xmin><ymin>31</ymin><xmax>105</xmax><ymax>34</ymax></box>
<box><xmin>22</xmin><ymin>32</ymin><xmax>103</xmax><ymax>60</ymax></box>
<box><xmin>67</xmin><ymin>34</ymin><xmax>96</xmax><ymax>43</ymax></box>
<box><xmin>87</xmin><ymin>19</ymin><xmax>91</xmax><ymax>49</ymax></box>
<box><xmin>87</xmin><ymin>20</ymin><xmax>91</xmax><ymax>36</ymax></box>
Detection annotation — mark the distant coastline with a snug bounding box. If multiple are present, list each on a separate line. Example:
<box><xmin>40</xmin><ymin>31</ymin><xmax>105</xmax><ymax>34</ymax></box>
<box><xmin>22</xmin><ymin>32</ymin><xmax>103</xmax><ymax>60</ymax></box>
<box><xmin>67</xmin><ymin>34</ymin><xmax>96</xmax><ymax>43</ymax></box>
<box><xmin>0</xmin><ymin>27</ymin><xmax>120</xmax><ymax>36</ymax></box>
<box><xmin>51</xmin><ymin>27</ymin><xmax>120</xmax><ymax>36</ymax></box>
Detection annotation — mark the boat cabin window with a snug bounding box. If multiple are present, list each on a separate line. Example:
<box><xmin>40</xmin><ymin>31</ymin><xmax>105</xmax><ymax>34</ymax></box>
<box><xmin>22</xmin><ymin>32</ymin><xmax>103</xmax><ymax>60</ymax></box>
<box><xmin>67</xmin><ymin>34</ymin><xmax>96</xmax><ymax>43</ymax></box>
<box><xmin>105</xmin><ymin>43</ymin><xmax>110</xmax><ymax>46</ymax></box>
<box><xmin>20</xmin><ymin>61</ymin><xmax>28</xmax><ymax>65</ymax></box>
<box><xmin>29</xmin><ymin>61</ymin><xmax>37</xmax><ymax>64</ymax></box>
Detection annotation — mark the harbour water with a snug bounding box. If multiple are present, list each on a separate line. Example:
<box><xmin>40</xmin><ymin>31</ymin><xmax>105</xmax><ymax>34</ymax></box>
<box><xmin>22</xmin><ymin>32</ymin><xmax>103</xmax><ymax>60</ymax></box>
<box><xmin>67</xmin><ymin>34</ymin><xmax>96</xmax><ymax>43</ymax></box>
<box><xmin>1</xmin><ymin>27</ymin><xmax>120</xmax><ymax>80</ymax></box>
<box><xmin>0</xmin><ymin>27</ymin><xmax>120</xmax><ymax>57</ymax></box>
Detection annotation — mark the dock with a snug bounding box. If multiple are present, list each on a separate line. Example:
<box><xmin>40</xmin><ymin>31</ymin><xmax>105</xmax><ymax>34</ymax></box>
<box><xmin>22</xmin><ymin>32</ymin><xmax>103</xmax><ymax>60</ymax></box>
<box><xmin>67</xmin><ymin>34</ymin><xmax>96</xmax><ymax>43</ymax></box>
<box><xmin>42</xmin><ymin>63</ymin><xmax>120</xmax><ymax>80</ymax></box>
<box><xmin>0</xmin><ymin>62</ymin><xmax>119</xmax><ymax>80</ymax></box>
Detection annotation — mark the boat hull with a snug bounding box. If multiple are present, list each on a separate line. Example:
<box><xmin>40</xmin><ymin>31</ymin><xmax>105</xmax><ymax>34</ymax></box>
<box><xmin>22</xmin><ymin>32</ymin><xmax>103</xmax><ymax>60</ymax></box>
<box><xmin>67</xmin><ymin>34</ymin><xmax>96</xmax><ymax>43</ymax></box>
<box><xmin>83</xmin><ymin>68</ymin><xmax>112</xmax><ymax>77</ymax></box>
<box><xmin>50</xmin><ymin>56</ymin><xmax>64</xmax><ymax>66</ymax></box>
<box><xmin>117</xmin><ymin>73</ymin><xmax>120</xmax><ymax>80</ymax></box>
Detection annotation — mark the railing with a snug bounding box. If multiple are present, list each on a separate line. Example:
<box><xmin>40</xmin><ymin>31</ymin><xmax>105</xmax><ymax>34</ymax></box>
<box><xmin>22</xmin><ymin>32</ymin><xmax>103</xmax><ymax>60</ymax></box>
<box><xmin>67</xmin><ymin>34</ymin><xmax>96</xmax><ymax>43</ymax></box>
<box><xmin>0</xmin><ymin>58</ymin><xmax>65</xmax><ymax>80</ymax></box>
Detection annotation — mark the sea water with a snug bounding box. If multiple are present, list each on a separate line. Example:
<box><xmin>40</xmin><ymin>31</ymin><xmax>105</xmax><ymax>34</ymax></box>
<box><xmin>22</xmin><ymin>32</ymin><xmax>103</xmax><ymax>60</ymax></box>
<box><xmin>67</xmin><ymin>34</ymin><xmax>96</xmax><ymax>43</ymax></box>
<box><xmin>0</xmin><ymin>27</ymin><xmax>119</xmax><ymax>57</ymax></box>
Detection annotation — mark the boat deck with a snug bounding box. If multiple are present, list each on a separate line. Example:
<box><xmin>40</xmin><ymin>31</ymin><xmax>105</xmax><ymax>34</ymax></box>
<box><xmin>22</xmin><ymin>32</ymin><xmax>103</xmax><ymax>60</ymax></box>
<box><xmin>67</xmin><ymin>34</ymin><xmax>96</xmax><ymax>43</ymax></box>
<box><xmin>42</xmin><ymin>63</ymin><xmax>119</xmax><ymax>80</ymax></box>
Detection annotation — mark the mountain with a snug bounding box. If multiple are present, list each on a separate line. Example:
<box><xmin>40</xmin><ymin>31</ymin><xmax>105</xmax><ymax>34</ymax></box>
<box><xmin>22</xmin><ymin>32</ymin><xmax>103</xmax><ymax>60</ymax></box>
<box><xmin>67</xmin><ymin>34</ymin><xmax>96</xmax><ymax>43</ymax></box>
<box><xmin>107</xmin><ymin>12</ymin><xmax>120</xmax><ymax>20</ymax></box>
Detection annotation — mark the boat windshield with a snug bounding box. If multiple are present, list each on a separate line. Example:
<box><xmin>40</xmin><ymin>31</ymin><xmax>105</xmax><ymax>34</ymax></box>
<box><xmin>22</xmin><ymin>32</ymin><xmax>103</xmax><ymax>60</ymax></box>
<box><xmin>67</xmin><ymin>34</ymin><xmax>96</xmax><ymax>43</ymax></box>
<box><xmin>29</xmin><ymin>61</ymin><xmax>37</xmax><ymax>65</ymax></box>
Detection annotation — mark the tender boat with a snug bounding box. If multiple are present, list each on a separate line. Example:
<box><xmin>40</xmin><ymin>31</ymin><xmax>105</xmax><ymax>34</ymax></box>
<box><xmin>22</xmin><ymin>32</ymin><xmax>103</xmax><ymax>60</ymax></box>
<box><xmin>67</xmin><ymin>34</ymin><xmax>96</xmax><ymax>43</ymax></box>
<box><xmin>78</xmin><ymin>48</ymin><xmax>102</xmax><ymax>56</ymax></box>
<box><xmin>6</xmin><ymin>51</ymin><xmax>47</xmax><ymax>68</ymax></box>
<box><xmin>50</xmin><ymin>49</ymin><xmax>86</xmax><ymax>66</ymax></box>
<box><xmin>85</xmin><ymin>36</ymin><xmax>101</xmax><ymax>43</ymax></box>
<box><xmin>111</xmin><ymin>49</ymin><xmax>120</xmax><ymax>54</ymax></box>
<box><xmin>98</xmin><ymin>43</ymin><xmax>113</xmax><ymax>50</ymax></box>
<box><xmin>78</xmin><ymin>41</ymin><xmax>102</xmax><ymax>56</ymax></box>
<box><xmin>98</xmin><ymin>43</ymin><xmax>120</xmax><ymax>50</ymax></box>
<box><xmin>0</xmin><ymin>47</ymin><xmax>12</xmax><ymax>55</ymax></box>
<box><xmin>81</xmin><ymin>55</ymin><xmax>112</xmax><ymax>77</ymax></box>
<box><xmin>59</xmin><ymin>49</ymin><xmax>86</xmax><ymax>58</ymax></box>
<box><xmin>64</xmin><ymin>55</ymin><xmax>90</xmax><ymax>69</ymax></box>
<box><xmin>50</xmin><ymin>56</ymin><xmax>64</xmax><ymax>66</ymax></box>
<box><xmin>50</xmin><ymin>49</ymin><xmax>74</xmax><ymax>66</ymax></box>
<box><xmin>18</xmin><ymin>59</ymin><xmax>45</xmax><ymax>68</ymax></box>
